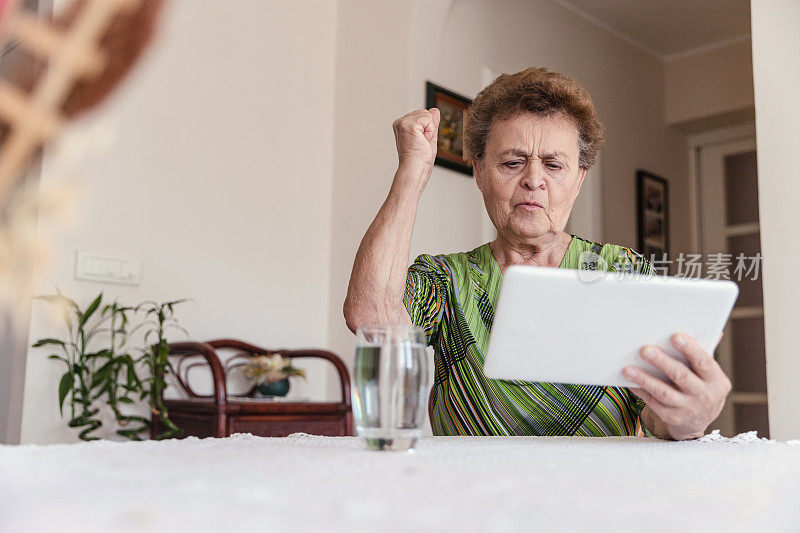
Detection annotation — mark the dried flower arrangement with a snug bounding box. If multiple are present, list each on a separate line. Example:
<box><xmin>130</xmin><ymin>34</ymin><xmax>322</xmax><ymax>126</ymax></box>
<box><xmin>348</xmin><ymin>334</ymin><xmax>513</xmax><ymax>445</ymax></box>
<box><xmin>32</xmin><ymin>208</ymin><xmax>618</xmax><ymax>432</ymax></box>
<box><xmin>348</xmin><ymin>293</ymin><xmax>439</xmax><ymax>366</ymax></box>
<box><xmin>244</xmin><ymin>354</ymin><xmax>306</xmax><ymax>385</ymax></box>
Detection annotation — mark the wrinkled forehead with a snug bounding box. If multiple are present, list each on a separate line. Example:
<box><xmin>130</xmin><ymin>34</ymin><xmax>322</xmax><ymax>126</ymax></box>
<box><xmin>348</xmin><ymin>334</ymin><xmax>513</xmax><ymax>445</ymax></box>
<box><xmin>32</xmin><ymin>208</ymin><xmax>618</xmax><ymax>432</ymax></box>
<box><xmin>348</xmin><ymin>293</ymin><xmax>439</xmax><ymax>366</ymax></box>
<box><xmin>486</xmin><ymin>112</ymin><xmax>580</xmax><ymax>160</ymax></box>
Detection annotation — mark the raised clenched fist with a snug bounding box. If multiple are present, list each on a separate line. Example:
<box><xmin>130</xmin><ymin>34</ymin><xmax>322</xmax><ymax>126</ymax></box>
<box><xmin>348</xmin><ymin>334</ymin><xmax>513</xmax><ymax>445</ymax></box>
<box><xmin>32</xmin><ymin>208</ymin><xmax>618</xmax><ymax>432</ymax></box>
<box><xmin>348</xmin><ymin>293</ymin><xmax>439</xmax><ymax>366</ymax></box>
<box><xmin>392</xmin><ymin>108</ymin><xmax>441</xmax><ymax>173</ymax></box>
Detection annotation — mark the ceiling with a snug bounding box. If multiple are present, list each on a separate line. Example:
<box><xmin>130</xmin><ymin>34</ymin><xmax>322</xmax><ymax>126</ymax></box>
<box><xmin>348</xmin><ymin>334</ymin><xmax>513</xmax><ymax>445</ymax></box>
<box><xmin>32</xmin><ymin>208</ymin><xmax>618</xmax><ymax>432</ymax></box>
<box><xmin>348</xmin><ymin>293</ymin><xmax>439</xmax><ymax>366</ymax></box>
<box><xmin>554</xmin><ymin>0</ymin><xmax>752</xmax><ymax>60</ymax></box>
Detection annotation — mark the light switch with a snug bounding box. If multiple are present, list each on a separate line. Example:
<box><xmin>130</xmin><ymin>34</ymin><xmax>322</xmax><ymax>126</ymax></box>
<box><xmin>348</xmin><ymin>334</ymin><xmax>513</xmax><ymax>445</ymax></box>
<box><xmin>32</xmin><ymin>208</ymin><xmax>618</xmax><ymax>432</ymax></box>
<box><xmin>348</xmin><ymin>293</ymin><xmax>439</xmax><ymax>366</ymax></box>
<box><xmin>75</xmin><ymin>252</ymin><xmax>142</xmax><ymax>285</ymax></box>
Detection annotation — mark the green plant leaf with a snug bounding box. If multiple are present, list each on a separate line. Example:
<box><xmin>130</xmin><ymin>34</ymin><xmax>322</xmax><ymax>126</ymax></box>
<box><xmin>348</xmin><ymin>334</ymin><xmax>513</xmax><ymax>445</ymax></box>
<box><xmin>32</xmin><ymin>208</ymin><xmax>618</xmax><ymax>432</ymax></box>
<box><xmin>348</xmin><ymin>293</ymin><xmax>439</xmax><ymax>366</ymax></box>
<box><xmin>118</xmin><ymin>397</ymin><xmax>134</xmax><ymax>404</ymax></box>
<box><xmin>91</xmin><ymin>360</ymin><xmax>115</xmax><ymax>388</ymax></box>
<box><xmin>79</xmin><ymin>293</ymin><xmax>103</xmax><ymax>327</ymax></box>
<box><xmin>125</xmin><ymin>360</ymin><xmax>142</xmax><ymax>390</ymax></box>
<box><xmin>58</xmin><ymin>373</ymin><xmax>74</xmax><ymax>415</ymax></box>
<box><xmin>86</xmin><ymin>349</ymin><xmax>112</xmax><ymax>360</ymax></box>
<box><xmin>91</xmin><ymin>384</ymin><xmax>110</xmax><ymax>400</ymax></box>
<box><xmin>32</xmin><ymin>338</ymin><xmax>66</xmax><ymax>348</ymax></box>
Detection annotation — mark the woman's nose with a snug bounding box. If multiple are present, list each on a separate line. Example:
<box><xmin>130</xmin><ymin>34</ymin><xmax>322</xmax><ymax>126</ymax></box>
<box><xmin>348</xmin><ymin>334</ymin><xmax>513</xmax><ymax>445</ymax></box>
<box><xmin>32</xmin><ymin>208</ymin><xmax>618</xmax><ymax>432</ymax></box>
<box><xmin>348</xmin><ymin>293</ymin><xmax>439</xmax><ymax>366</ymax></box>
<box><xmin>519</xmin><ymin>161</ymin><xmax>546</xmax><ymax>190</ymax></box>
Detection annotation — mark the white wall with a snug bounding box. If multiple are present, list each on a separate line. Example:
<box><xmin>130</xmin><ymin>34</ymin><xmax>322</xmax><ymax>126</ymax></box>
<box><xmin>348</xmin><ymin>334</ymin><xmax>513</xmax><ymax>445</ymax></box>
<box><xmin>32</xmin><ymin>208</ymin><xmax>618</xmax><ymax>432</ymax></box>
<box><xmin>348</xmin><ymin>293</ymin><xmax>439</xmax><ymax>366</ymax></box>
<box><xmin>664</xmin><ymin>40</ymin><xmax>755</xmax><ymax>128</ymax></box>
<box><xmin>327</xmin><ymin>0</ymin><xmax>690</xmax><ymax>386</ymax></box>
<box><xmin>751</xmin><ymin>0</ymin><xmax>800</xmax><ymax>440</ymax></box>
<box><xmin>326</xmin><ymin>1</ymin><xmax>416</xmax><ymax>396</ymax></box>
<box><xmin>20</xmin><ymin>0</ymin><xmax>338</xmax><ymax>443</ymax></box>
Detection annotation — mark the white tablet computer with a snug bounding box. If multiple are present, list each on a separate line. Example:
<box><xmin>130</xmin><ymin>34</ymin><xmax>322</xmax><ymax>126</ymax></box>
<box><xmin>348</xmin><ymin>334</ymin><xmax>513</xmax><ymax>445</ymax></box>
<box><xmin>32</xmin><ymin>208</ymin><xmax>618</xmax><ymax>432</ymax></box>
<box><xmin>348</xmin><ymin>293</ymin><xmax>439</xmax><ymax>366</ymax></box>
<box><xmin>483</xmin><ymin>266</ymin><xmax>739</xmax><ymax>387</ymax></box>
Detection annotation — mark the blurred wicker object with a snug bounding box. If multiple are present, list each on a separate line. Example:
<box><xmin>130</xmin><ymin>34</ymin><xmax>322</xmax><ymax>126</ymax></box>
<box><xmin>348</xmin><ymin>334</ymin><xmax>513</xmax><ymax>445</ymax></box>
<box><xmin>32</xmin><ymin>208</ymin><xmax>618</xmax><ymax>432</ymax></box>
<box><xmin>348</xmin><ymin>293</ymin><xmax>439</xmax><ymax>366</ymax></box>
<box><xmin>0</xmin><ymin>0</ymin><xmax>165</xmax><ymax>202</ymax></box>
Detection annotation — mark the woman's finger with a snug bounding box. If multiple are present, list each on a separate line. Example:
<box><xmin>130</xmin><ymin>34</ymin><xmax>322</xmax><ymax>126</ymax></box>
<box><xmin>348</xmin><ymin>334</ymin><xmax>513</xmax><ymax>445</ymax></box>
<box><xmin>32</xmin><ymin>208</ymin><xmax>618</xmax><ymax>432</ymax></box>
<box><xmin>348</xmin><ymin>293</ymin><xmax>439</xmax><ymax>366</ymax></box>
<box><xmin>429</xmin><ymin>107</ymin><xmax>441</xmax><ymax>131</ymax></box>
<box><xmin>632</xmin><ymin>386</ymin><xmax>700</xmax><ymax>435</ymax></box>
<box><xmin>671</xmin><ymin>333</ymin><xmax>725</xmax><ymax>382</ymax></box>
<box><xmin>420</xmin><ymin>112</ymin><xmax>437</xmax><ymax>142</ymax></box>
<box><xmin>629</xmin><ymin>387</ymin><xmax>671</xmax><ymax>418</ymax></box>
<box><xmin>640</xmin><ymin>345</ymin><xmax>705</xmax><ymax>394</ymax></box>
<box><xmin>629</xmin><ymin>387</ymin><xmax>666</xmax><ymax>410</ymax></box>
<box><xmin>623</xmin><ymin>366</ymin><xmax>685</xmax><ymax>407</ymax></box>
<box><xmin>629</xmin><ymin>387</ymin><xmax>688</xmax><ymax>432</ymax></box>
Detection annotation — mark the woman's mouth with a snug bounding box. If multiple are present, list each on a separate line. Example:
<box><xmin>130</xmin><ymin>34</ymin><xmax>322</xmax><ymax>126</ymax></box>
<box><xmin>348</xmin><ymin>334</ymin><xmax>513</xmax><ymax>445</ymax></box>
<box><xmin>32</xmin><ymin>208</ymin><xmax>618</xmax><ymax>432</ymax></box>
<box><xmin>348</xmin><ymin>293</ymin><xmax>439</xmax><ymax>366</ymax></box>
<box><xmin>515</xmin><ymin>201</ymin><xmax>544</xmax><ymax>212</ymax></box>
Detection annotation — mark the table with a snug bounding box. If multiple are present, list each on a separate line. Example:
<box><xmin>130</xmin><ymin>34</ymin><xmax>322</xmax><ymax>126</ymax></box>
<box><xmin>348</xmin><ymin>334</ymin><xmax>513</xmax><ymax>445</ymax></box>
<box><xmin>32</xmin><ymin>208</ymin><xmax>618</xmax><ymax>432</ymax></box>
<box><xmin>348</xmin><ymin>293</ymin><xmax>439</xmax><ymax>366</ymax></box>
<box><xmin>2</xmin><ymin>432</ymin><xmax>799</xmax><ymax>532</ymax></box>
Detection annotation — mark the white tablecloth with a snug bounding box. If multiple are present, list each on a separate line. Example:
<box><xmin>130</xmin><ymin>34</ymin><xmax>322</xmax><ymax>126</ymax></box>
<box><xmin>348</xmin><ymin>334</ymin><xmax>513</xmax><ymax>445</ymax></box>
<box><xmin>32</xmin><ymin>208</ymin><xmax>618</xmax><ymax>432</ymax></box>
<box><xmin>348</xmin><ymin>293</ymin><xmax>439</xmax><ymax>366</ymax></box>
<box><xmin>2</xmin><ymin>432</ymin><xmax>800</xmax><ymax>532</ymax></box>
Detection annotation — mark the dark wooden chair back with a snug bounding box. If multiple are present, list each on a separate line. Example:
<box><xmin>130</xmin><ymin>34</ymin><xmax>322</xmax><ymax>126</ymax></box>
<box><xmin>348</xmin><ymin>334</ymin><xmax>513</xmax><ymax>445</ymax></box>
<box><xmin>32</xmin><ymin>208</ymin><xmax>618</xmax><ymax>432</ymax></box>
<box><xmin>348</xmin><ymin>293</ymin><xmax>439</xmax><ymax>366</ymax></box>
<box><xmin>206</xmin><ymin>338</ymin><xmax>352</xmax><ymax>406</ymax></box>
<box><xmin>152</xmin><ymin>339</ymin><xmax>352</xmax><ymax>439</ymax></box>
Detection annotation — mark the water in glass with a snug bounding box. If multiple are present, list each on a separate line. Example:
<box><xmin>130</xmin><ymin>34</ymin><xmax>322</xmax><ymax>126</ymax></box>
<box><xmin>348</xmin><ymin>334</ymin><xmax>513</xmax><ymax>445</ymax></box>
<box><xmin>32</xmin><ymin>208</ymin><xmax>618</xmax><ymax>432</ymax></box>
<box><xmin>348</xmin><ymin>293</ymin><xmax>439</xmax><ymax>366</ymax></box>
<box><xmin>353</xmin><ymin>325</ymin><xmax>428</xmax><ymax>451</ymax></box>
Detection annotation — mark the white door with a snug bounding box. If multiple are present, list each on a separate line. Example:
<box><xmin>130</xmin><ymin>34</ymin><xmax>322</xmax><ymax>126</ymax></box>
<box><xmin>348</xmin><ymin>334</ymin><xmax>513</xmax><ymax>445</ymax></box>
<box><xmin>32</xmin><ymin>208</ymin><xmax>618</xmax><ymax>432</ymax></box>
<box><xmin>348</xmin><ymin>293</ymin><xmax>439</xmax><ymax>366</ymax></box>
<box><xmin>697</xmin><ymin>136</ymin><xmax>767</xmax><ymax>437</ymax></box>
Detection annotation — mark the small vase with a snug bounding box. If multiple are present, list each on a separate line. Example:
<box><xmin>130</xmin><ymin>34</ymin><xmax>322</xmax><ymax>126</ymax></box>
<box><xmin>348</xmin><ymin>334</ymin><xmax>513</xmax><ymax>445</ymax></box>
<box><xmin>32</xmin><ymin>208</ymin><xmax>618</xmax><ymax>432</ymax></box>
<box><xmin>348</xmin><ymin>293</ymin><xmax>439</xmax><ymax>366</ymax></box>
<box><xmin>257</xmin><ymin>378</ymin><xmax>290</xmax><ymax>397</ymax></box>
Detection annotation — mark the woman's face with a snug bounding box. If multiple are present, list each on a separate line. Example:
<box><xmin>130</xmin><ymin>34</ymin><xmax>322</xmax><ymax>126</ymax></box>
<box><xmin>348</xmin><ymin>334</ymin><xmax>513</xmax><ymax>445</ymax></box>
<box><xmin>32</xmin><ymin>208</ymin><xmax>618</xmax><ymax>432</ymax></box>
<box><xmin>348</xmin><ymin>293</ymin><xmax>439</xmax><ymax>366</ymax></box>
<box><xmin>475</xmin><ymin>112</ymin><xmax>587</xmax><ymax>244</ymax></box>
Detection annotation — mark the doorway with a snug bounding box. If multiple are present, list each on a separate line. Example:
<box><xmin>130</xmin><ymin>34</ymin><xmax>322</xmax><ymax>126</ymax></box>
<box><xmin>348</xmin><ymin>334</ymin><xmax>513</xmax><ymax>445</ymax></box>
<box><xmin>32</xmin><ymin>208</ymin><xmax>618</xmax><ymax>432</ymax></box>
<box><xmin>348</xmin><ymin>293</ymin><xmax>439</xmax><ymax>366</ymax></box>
<box><xmin>694</xmin><ymin>127</ymin><xmax>767</xmax><ymax>437</ymax></box>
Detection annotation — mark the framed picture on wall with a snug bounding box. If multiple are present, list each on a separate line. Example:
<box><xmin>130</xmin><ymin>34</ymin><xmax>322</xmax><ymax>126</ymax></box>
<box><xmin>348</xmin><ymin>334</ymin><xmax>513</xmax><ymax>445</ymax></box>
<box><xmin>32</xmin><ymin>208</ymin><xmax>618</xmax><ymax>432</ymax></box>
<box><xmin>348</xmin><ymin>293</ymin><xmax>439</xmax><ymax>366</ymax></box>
<box><xmin>425</xmin><ymin>81</ymin><xmax>473</xmax><ymax>176</ymax></box>
<box><xmin>636</xmin><ymin>170</ymin><xmax>669</xmax><ymax>262</ymax></box>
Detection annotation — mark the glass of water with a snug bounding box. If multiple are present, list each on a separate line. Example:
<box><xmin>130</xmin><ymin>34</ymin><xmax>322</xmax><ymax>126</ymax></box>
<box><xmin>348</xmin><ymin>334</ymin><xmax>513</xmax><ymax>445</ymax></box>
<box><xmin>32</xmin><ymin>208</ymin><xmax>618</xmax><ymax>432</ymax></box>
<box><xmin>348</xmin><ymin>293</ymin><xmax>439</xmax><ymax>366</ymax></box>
<box><xmin>352</xmin><ymin>324</ymin><xmax>429</xmax><ymax>451</ymax></box>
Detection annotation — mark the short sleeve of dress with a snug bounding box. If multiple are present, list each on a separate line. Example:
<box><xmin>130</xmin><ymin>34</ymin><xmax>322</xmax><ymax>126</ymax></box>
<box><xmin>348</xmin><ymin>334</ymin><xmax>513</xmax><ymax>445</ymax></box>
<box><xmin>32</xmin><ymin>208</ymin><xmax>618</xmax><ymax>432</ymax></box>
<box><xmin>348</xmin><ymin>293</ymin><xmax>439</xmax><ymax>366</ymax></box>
<box><xmin>609</xmin><ymin>246</ymin><xmax>655</xmax><ymax>276</ymax></box>
<box><xmin>404</xmin><ymin>254</ymin><xmax>448</xmax><ymax>346</ymax></box>
<box><xmin>627</xmin><ymin>390</ymin><xmax>655</xmax><ymax>437</ymax></box>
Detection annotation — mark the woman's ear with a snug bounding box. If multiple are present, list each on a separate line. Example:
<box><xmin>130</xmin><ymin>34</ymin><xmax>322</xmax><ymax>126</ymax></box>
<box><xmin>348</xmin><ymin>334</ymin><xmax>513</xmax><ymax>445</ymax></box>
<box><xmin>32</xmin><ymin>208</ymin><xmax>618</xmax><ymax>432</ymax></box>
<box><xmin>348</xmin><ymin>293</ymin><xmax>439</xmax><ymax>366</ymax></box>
<box><xmin>474</xmin><ymin>160</ymin><xmax>485</xmax><ymax>192</ymax></box>
<box><xmin>575</xmin><ymin>167</ymin><xmax>587</xmax><ymax>195</ymax></box>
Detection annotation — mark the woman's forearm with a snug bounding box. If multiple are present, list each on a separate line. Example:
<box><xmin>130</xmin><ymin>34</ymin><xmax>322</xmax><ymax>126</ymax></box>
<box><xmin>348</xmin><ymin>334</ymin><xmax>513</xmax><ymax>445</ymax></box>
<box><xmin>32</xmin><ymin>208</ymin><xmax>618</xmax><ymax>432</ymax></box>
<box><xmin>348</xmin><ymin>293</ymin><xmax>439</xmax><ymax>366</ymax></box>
<box><xmin>344</xmin><ymin>108</ymin><xmax>440</xmax><ymax>332</ymax></box>
<box><xmin>343</xmin><ymin>164</ymin><xmax>429</xmax><ymax>332</ymax></box>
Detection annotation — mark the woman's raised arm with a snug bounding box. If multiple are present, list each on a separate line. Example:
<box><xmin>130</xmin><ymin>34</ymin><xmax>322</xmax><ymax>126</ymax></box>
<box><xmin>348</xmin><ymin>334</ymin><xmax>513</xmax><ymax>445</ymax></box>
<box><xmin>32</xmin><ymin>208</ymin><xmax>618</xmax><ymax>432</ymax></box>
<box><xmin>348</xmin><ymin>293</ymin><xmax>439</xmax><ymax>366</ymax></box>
<box><xmin>343</xmin><ymin>108</ymin><xmax>440</xmax><ymax>333</ymax></box>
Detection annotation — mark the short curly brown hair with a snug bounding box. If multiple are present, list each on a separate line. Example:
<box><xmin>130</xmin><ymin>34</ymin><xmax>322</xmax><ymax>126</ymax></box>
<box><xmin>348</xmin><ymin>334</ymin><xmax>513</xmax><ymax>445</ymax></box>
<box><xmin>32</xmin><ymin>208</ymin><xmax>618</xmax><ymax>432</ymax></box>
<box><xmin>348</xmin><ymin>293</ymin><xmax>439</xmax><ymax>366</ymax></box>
<box><xmin>464</xmin><ymin>67</ymin><xmax>605</xmax><ymax>169</ymax></box>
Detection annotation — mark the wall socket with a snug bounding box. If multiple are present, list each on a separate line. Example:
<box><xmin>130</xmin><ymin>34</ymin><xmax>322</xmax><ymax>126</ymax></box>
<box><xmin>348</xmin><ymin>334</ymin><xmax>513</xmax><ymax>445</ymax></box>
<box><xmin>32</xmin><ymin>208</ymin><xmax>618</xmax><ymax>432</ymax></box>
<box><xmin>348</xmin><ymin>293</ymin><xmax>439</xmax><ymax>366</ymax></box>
<box><xmin>75</xmin><ymin>252</ymin><xmax>142</xmax><ymax>285</ymax></box>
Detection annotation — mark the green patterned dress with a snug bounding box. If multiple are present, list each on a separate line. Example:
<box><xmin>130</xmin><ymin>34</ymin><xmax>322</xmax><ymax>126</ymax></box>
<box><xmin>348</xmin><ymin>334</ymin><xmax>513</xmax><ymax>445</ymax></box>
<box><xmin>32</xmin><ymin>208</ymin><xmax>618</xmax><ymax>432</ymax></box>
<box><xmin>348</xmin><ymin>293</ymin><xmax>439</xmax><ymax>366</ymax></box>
<box><xmin>404</xmin><ymin>235</ymin><xmax>653</xmax><ymax>437</ymax></box>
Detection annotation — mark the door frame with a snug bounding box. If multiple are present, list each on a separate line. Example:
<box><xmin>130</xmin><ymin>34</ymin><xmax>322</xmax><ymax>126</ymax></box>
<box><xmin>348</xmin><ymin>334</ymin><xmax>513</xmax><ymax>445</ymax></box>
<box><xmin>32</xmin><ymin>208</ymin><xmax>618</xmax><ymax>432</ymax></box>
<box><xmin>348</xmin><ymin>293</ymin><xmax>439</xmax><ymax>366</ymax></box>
<box><xmin>687</xmin><ymin>123</ymin><xmax>756</xmax><ymax>254</ymax></box>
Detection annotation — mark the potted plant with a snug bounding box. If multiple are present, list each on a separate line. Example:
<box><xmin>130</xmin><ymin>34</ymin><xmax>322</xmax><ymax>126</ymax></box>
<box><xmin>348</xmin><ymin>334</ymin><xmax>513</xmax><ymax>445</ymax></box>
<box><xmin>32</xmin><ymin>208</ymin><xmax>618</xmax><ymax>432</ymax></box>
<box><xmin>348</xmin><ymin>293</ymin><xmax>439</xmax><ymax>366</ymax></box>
<box><xmin>243</xmin><ymin>354</ymin><xmax>306</xmax><ymax>397</ymax></box>
<box><xmin>33</xmin><ymin>291</ymin><xmax>187</xmax><ymax>440</ymax></box>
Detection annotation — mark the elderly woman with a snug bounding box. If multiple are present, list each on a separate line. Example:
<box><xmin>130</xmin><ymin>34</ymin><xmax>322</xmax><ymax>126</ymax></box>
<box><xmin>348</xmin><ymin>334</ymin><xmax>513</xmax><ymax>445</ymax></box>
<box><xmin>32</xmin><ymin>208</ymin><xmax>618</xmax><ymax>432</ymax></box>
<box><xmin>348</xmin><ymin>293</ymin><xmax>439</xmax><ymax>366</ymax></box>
<box><xmin>344</xmin><ymin>67</ymin><xmax>731</xmax><ymax>440</ymax></box>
